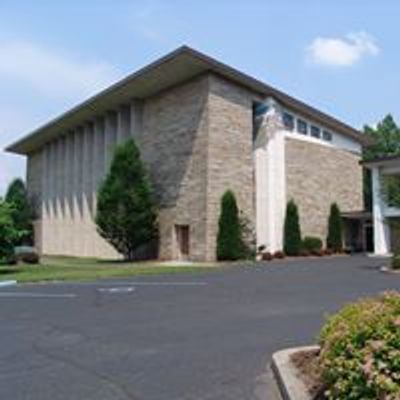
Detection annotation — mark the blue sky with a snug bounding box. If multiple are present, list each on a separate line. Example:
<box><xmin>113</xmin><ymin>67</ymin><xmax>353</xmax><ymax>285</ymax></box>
<box><xmin>1</xmin><ymin>0</ymin><xmax>399</xmax><ymax>194</ymax></box>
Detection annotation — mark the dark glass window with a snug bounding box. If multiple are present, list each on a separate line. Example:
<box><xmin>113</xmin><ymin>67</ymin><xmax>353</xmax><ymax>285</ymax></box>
<box><xmin>297</xmin><ymin>119</ymin><xmax>308</xmax><ymax>135</ymax></box>
<box><xmin>322</xmin><ymin>130</ymin><xmax>333</xmax><ymax>141</ymax></box>
<box><xmin>282</xmin><ymin>112</ymin><xmax>294</xmax><ymax>131</ymax></box>
<box><xmin>311</xmin><ymin>125</ymin><xmax>321</xmax><ymax>138</ymax></box>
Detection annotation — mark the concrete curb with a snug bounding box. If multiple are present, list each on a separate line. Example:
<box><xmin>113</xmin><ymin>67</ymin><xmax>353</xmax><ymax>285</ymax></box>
<box><xmin>0</xmin><ymin>280</ymin><xmax>17</xmax><ymax>288</ymax></box>
<box><xmin>271</xmin><ymin>345</ymin><xmax>319</xmax><ymax>400</ymax></box>
<box><xmin>380</xmin><ymin>266</ymin><xmax>400</xmax><ymax>274</ymax></box>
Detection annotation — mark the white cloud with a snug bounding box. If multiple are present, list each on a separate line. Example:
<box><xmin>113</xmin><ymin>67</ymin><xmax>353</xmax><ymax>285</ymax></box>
<box><xmin>306</xmin><ymin>32</ymin><xmax>380</xmax><ymax>67</ymax></box>
<box><xmin>0</xmin><ymin>40</ymin><xmax>121</xmax><ymax>99</ymax></box>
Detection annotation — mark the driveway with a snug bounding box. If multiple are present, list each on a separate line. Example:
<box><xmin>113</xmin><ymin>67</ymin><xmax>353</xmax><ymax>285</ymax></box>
<box><xmin>0</xmin><ymin>255</ymin><xmax>397</xmax><ymax>400</ymax></box>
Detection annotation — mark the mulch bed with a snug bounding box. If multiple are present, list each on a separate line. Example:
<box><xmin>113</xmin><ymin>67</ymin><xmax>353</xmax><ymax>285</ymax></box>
<box><xmin>290</xmin><ymin>348</ymin><xmax>326</xmax><ymax>399</ymax></box>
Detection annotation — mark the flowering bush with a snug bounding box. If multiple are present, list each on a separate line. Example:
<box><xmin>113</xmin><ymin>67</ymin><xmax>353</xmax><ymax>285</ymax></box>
<box><xmin>319</xmin><ymin>291</ymin><xmax>400</xmax><ymax>399</ymax></box>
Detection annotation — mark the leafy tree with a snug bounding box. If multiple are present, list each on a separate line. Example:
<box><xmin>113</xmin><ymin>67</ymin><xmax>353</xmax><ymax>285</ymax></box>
<box><xmin>216</xmin><ymin>190</ymin><xmax>246</xmax><ymax>260</ymax></box>
<box><xmin>327</xmin><ymin>203</ymin><xmax>343</xmax><ymax>252</ymax></box>
<box><xmin>363</xmin><ymin>115</ymin><xmax>400</xmax><ymax>210</ymax></box>
<box><xmin>95</xmin><ymin>139</ymin><xmax>157</xmax><ymax>260</ymax></box>
<box><xmin>0</xmin><ymin>200</ymin><xmax>22</xmax><ymax>260</ymax></box>
<box><xmin>363</xmin><ymin>114</ymin><xmax>400</xmax><ymax>161</ymax></box>
<box><xmin>4</xmin><ymin>178</ymin><xmax>33</xmax><ymax>245</ymax></box>
<box><xmin>283</xmin><ymin>199</ymin><xmax>302</xmax><ymax>256</ymax></box>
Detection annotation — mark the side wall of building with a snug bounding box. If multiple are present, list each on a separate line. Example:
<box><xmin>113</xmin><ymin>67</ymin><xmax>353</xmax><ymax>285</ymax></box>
<box><xmin>285</xmin><ymin>137</ymin><xmax>363</xmax><ymax>242</ymax></box>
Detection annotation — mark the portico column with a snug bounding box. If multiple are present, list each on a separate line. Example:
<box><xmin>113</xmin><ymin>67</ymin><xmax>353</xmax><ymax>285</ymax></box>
<box><xmin>372</xmin><ymin>167</ymin><xmax>391</xmax><ymax>254</ymax></box>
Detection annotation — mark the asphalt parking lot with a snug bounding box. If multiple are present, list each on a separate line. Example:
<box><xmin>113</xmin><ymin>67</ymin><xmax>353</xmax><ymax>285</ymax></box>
<box><xmin>0</xmin><ymin>255</ymin><xmax>398</xmax><ymax>400</ymax></box>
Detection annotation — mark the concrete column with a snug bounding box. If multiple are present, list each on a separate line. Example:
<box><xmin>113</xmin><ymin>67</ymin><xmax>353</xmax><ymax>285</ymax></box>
<box><xmin>254</xmin><ymin>98</ymin><xmax>286</xmax><ymax>252</ymax></box>
<box><xmin>104</xmin><ymin>111</ymin><xmax>117</xmax><ymax>171</ymax></box>
<box><xmin>72</xmin><ymin>127</ymin><xmax>84</xmax><ymax>255</ymax></box>
<box><xmin>372</xmin><ymin>167</ymin><xmax>391</xmax><ymax>254</ymax></box>
<box><xmin>117</xmin><ymin>105</ymin><xmax>131</xmax><ymax>143</ymax></box>
<box><xmin>130</xmin><ymin>99</ymin><xmax>143</xmax><ymax>142</ymax></box>
<box><xmin>39</xmin><ymin>145</ymin><xmax>49</xmax><ymax>254</ymax></box>
<box><xmin>58</xmin><ymin>136</ymin><xmax>66</xmax><ymax>220</ymax></box>
<box><xmin>93</xmin><ymin>117</ymin><xmax>105</xmax><ymax>207</ymax></box>
<box><xmin>64</xmin><ymin>132</ymin><xmax>74</xmax><ymax>255</ymax></box>
<box><xmin>82</xmin><ymin>123</ymin><xmax>94</xmax><ymax>218</ymax></box>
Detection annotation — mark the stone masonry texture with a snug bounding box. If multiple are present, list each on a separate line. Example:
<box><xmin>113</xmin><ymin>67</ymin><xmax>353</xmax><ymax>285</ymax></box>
<box><xmin>285</xmin><ymin>137</ymin><xmax>364</xmax><ymax>244</ymax></box>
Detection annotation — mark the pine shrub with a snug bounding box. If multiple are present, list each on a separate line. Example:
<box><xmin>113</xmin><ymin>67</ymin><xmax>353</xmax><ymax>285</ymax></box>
<box><xmin>96</xmin><ymin>139</ymin><xmax>157</xmax><ymax>260</ymax></box>
<box><xmin>283</xmin><ymin>199</ymin><xmax>302</xmax><ymax>256</ymax></box>
<box><xmin>327</xmin><ymin>203</ymin><xmax>343</xmax><ymax>252</ymax></box>
<box><xmin>216</xmin><ymin>190</ymin><xmax>246</xmax><ymax>260</ymax></box>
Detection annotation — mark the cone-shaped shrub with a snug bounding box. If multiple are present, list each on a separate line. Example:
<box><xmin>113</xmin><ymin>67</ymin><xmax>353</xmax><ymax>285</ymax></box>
<box><xmin>96</xmin><ymin>139</ymin><xmax>157</xmax><ymax>260</ymax></box>
<box><xmin>327</xmin><ymin>203</ymin><xmax>343</xmax><ymax>252</ymax></box>
<box><xmin>283</xmin><ymin>199</ymin><xmax>302</xmax><ymax>256</ymax></box>
<box><xmin>217</xmin><ymin>190</ymin><xmax>245</xmax><ymax>260</ymax></box>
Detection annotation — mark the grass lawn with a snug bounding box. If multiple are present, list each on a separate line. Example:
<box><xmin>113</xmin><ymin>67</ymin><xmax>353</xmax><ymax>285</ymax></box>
<box><xmin>0</xmin><ymin>256</ymin><xmax>219</xmax><ymax>283</ymax></box>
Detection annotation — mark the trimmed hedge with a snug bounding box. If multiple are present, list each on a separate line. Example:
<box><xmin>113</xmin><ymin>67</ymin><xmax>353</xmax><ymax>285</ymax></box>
<box><xmin>319</xmin><ymin>291</ymin><xmax>400</xmax><ymax>399</ymax></box>
<box><xmin>302</xmin><ymin>236</ymin><xmax>323</xmax><ymax>253</ymax></box>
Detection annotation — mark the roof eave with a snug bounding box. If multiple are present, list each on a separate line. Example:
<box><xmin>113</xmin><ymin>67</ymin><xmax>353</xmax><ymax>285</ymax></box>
<box><xmin>6</xmin><ymin>45</ymin><xmax>369</xmax><ymax>154</ymax></box>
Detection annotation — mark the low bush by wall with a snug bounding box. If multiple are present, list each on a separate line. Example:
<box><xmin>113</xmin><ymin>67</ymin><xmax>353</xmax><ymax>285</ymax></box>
<box><xmin>319</xmin><ymin>291</ymin><xmax>400</xmax><ymax>399</ymax></box>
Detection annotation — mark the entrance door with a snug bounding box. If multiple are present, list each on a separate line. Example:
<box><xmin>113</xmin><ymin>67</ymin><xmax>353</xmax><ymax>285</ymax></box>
<box><xmin>175</xmin><ymin>225</ymin><xmax>190</xmax><ymax>260</ymax></box>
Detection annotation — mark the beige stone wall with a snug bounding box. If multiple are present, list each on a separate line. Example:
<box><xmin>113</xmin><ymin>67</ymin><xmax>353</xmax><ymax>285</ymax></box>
<box><xmin>141</xmin><ymin>75</ymin><xmax>210</xmax><ymax>260</ymax></box>
<box><xmin>205</xmin><ymin>75</ymin><xmax>256</xmax><ymax>260</ymax></box>
<box><xmin>285</xmin><ymin>137</ymin><xmax>363</xmax><ymax>243</ymax></box>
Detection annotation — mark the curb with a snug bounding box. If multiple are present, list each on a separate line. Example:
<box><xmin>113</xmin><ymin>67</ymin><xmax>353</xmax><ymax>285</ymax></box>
<box><xmin>271</xmin><ymin>345</ymin><xmax>319</xmax><ymax>400</ymax></box>
<box><xmin>0</xmin><ymin>280</ymin><xmax>17</xmax><ymax>288</ymax></box>
<box><xmin>380</xmin><ymin>266</ymin><xmax>400</xmax><ymax>274</ymax></box>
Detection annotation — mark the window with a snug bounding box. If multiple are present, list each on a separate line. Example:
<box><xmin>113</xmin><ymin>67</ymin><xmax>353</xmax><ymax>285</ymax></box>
<box><xmin>283</xmin><ymin>112</ymin><xmax>294</xmax><ymax>131</ymax></box>
<box><xmin>297</xmin><ymin>119</ymin><xmax>308</xmax><ymax>135</ymax></box>
<box><xmin>323</xmin><ymin>130</ymin><xmax>333</xmax><ymax>141</ymax></box>
<box><xmin>310</xmin><ymin>125</ymin><xmax>321</xmax><ymax>138</ymax></box>
<box><xmin>254</xmin><ymin>102</ymin><xmax>268</xmax><ymax>118</ymax></box>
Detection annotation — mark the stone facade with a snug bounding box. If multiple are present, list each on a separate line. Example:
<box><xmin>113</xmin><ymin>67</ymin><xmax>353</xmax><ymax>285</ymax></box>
<box><xmin>285</xmin><ymin>137</ymin><xmax>363</xmax><ymax>242</ymax></box>
<box><xmin>205</xmin><ymin>75</ymin><xmax>256</xmax><ymax>259</ymax></box>
<box><xmin>24</xmin><ymin>68</ymin><xmax>364</xmax><ymax>261</ymax></box>
<box><xmin>141</xmin><ymin>75</ymin><xmax>210</xmax><ymax>260</ymax></box>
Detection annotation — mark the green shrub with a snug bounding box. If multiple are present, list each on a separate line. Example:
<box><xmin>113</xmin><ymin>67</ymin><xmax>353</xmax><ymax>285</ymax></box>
<box><xmin>217</xmin><ymin>190</ymin><xmax>246</xmax><ymax>260</ymax></box>
<box><xmin>283</xmin><ymin>199</ymin><xmax>302</xmax><ymax>256</ymax></box>
<box><xmin>392</xmin><ymin>253</ymin><xmax>400</xmax><ymax>270</ymax></box>
<box><xmin>319</xmin><ymin>291</ymin><xmax>400</xmax><ymax>399</ymax></box>
<box><xmin>327</xmin><ymin>203</ymin><xmax>343</xmax><ymax>252</ymax></box>
<box><xmin>302</xmin><ymin>236</ymin><xmax>323</xmax><ymax>253</ymax></box>
<box><xmin>5</xmin><ymin>178</ymin><xmax>34</xmax><ymax>245</ymax></box>
<box><xmin>96</xmin><ymin>139</ymin><xmax>157</xmax><ymax>260</ymax></box>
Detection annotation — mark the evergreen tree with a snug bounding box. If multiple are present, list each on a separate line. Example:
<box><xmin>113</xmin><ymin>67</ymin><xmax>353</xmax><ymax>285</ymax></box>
<box><xmin>96</xmin><ymin>139</ymin><xmax>157</xmax><ymax>260</ymax></box>
<box><xmin>327</xmin><ymin>203</ymin><xmax>343</xmax><ymax>252</ymax></box>
<box><xmin>283</xmin><ymin>199</ymin><xmax>302</xmax><ymax>256</ymax></box>
<box><xmin>0</xmin><ymin>200</ymin><xmax>21</xmax><ymax>260</ymax></box>
<box><xmin>216</xmin><ymin>190</ymin><xmax>245</xmax><ymax>260</ymax></box>
<box><xmin>5</xmin><ymin>178</ymin><xmax>33</xmax><ymax>245</ymax></box>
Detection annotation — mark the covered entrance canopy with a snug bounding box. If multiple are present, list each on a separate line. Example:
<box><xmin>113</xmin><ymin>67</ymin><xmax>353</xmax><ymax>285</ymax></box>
<box><xmin>363</xmin><ymin>155</ymin><xmax>400</xmax><ymax>255</ymax></box>
<box><xmin>341</xmin><ymin>210</ymin><xmax>372</xmax><ymax>253</ymax></box>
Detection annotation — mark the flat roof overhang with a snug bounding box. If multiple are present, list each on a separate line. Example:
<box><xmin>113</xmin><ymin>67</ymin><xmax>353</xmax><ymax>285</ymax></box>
<box><xmin>6</xmin><ymin>46</ymin><xmax>372</xmax><ymax>155</ymax></box>
<box><xmin>362</xmin><ymin>155</ymin><xmax>400</xmax><ymax>169</ymax></box>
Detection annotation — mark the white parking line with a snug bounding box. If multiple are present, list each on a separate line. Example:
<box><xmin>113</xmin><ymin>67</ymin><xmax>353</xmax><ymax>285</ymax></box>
<box><xmin>107</xmin><ymin>281</ymin><xmax>208</xmax><ymax>286</ymax></box>
<box><xmin>97</xmin><ymin>287</ymin><xmax>135</xmax><ymax>293</ymax></box>
<box><xmin>0</xmin><ymin>292</ymin><xmax>77</xmax><ymax>299</ymax></box>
